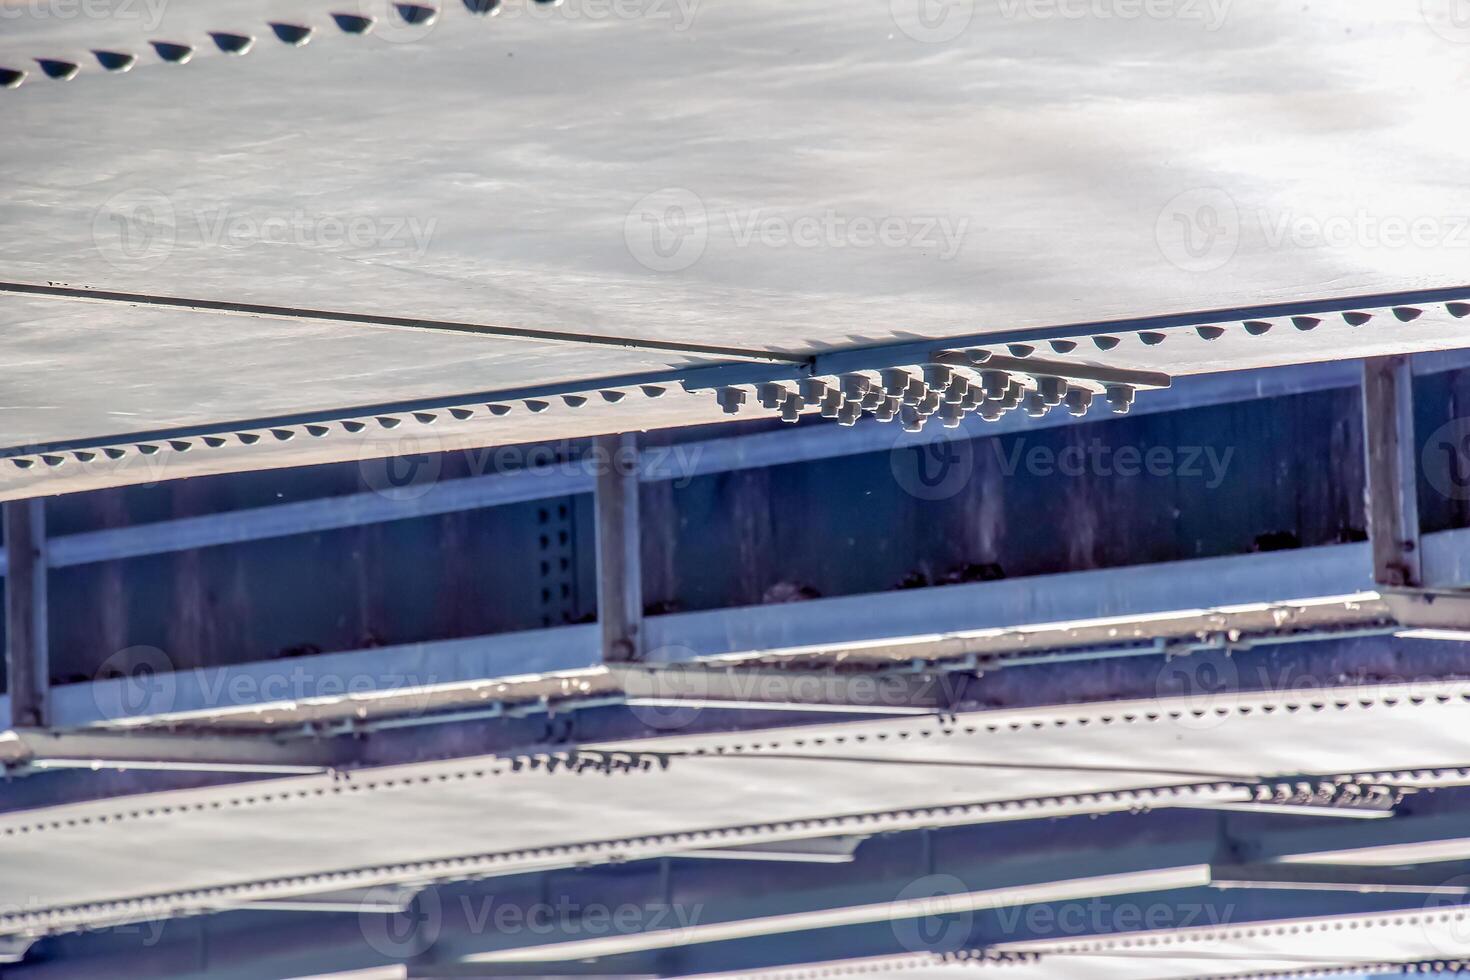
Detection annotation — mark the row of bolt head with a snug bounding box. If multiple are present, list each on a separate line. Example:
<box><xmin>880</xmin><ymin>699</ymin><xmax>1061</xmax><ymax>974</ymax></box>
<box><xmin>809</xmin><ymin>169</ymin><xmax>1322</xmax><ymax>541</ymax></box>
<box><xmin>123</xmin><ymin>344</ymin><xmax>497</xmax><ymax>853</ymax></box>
<box><xmin>716</xmin><ymin>366</ymin><xmax>1137</xmax><ymax>427</ymax></box>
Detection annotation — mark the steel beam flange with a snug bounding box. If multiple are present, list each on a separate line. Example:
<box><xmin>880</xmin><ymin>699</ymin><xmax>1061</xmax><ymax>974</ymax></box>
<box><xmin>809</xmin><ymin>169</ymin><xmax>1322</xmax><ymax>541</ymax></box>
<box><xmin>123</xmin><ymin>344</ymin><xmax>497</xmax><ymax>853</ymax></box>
<box><xmin>0</xmin><ymin>378</ymin><xmax>689</xmax><ymax>502</ymax></box>
<box><xmin>0</xmin><ymin>780</ymin><xmax>1271</xmax><ymax>939</ymax></box>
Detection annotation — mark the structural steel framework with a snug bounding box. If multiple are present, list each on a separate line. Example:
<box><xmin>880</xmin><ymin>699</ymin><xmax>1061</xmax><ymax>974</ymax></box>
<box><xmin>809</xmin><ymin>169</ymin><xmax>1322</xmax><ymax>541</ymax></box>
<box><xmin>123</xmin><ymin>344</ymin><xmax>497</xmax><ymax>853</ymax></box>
<box><xmin>8</xmin><ymin>1</ymin><xmax>1470</xmax><ymax>977</ymax></box>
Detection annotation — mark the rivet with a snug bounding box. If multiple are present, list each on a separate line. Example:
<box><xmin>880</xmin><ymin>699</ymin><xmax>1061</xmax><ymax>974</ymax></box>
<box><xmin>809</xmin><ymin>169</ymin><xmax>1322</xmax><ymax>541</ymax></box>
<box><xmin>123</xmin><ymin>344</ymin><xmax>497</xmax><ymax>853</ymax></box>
<box><xmin>1036</xmin><ymin>376</ymin><xmax>1066</xmax><ymax>406</ymax></box>
<box><xmin>1064</xmin><ymin>386</ymin><xmax>1093</xmax><ymax>417</ymax></box>
<box><xmin>799</xmin><ymin>378</ymin><xmax>830</xmax><ymax>404</ymax></box>
<box><xmin>715</xmin><ymin>387</ymin><xmax>746</xmax><ymax>415</ymax></box>
<box><xmin>1105</xmin><ymin>384</ymin><xmax>1135</xmax><ymax>414</ymax></box>
<box><xmin>839</xmin><ymin>374</ymin><xmax>870</xmax><ymax>399</ymax></box>
<box><xmin>879</xmin><ymin>368</ymin><xmax>912</xmax><ymax>395</ymax></box>
<box><xmin>921</xmin><ymin>364</ymin><xmax>953</xmax><ymax>390</ymax></box>
<box><xmin>757</xmin><ymin>382</ymin><xmax>790</xmax><ymax>409</ymax></box>
<box><xmin>976</xmin><ymin>370</ymin><xmax>1011</xmax><ymax>396</ymax></box>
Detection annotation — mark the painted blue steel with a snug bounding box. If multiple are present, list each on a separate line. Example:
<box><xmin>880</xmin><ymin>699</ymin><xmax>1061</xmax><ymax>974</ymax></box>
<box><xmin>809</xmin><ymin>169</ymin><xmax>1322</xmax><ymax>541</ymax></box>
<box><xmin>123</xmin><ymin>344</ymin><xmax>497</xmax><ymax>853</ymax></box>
<box><xmin>44</xmin><ymin>468</ymin><xmax>595</xmax><ymax>569</ymax></box>
<box><xmin>6</xmin><ymin>350</ymin><xmax>1469</xmax><ymax>578</ymax></box>
<box><xmin>5</xmin><ymin>520</ymin><xmax>1431</xmax><ymax>729</ymax></box>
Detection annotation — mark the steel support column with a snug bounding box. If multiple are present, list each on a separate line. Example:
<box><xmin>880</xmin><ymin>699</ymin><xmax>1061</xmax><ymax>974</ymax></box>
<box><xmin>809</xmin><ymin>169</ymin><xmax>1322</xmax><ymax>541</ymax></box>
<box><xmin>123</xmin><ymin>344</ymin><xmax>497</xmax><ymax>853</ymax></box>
<box><xmin>3</xmin><ymin>499</ymin><xmax>47</xmax><ymax>728</ymax></box>
<box><xmin>1362</xmin><ymin>355</ymin><xmax>1421</xmax><ymax>588</ymax></box>
<box><xmin>595</xmin><ymin>433</ymin><xmax>642</xmax><ymax>663</ymax></box>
